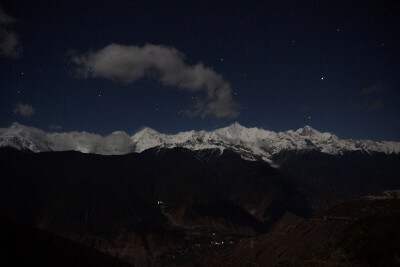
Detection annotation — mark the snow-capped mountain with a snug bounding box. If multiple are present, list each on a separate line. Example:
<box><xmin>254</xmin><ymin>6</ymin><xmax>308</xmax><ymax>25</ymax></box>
<box><xmin>1</xmin><ymin>122</ymin><xmax>399</xmax><ymax>163</ymax></box>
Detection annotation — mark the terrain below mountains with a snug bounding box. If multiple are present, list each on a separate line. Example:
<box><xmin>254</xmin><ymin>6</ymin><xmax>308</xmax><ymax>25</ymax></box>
<box><xmin>0</xmin><ymin>216</ymin><xmax>130</xmax><ymax>267</ymax></box>
<box><xmin>0</xmin><ymin>147</ymin><xmax>309</xmax><ymax>265</ymax></box>
<box><xmin>183</xmin><ymin>191</ymin><xmax>400</xmax><ymax>266</ymax></box>
<box><xmin>272</xmin><ymin>149</ymin><xmax>400</xmax><ymax>210</ymax></box>
<box><xmin>1</xmin><ymin>146</ymin><xmax>399</xmax><ymax>266</ymax></box>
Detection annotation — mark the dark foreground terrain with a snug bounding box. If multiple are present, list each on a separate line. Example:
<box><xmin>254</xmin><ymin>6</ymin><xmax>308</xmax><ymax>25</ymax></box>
<box><xmin>0</xmin><ymin>217</ymin><xmax>130</xmax><ymax>266</ymax></box>
<box><xmin>178</xmin><ymin>191</ymin><xmax>400</xmax><ymax>266</ymax></box>
<box><xmin>0</xmin><ymin>147</ymin><xmax>399</xmax><ymax>266</ymax></box>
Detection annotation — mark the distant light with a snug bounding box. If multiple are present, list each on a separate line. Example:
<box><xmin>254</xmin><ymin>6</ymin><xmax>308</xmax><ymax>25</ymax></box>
<box><xmin>321</xmin><ymin>77</ymin><xmax>324</xmax><ymax>80</ymax></box>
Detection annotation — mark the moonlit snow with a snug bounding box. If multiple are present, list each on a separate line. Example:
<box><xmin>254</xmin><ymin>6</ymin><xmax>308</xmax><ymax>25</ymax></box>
<box><xmin>1</xmin><ymin>122</ymin><xmax>399</xmax><ymax>164</ymax></box>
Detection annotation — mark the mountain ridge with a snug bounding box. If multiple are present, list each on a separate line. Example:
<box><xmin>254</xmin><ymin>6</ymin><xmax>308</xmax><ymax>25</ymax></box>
<box><xmin>1</xmin><ymin>122</ymin><xmax>399</xmax><ymax>164</ymax></box>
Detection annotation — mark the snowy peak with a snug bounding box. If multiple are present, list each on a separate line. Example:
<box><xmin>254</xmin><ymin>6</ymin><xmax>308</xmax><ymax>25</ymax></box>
<box><xmin>131</xmin><ymin>127</ymin><xmax>162</xmax><ymax>143</ymax></box>
<box><xmin>296</xmin><ymin>125</ymin><xmax>320</xmax><ymax>137</ymax></box>
<box><xmin>133</xmin><ymin>127</ymin><xmax>160</xmax><ymax>137</ymax></box>
<box><xmin>216</xmin><ymin>122</ymin><xmax>255</xmax><ymax>140</ymax></box>
<box><xmin>222</xmin><ymin>121</ymin><xmax>247</xmax><ymax>135</ymax></box>
<box><xmin>1</xmin><ymin>122</ymin><xmax>399</xmax><ymax>163</ymax></box>
<box><xmin>0</xmin><ymin>123</ymin><xmax>52</xmax><ymax>152</ymax></box>
<box><xmin>131</xmin><ymin>127</ymin><xmax>164</xmax><ymax>152</ymax></box>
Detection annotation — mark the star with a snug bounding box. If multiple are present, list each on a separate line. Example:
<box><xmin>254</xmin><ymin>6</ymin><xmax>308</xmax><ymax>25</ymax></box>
<box><xmin>321</xmin><ymin>77</ymin><xmax>324</xmax><ymax>80</ymax></box>
<box><xmin>220</xmin><ymin>58</ymin><xmax>224</xmax><ymax>61</ymax></box>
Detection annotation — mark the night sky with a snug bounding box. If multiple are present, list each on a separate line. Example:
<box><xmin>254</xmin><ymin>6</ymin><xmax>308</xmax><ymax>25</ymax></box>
<box><xmin>0</xmin><ymin>1</ymin><xmax>399</xmax><ymax>140</ymax></box>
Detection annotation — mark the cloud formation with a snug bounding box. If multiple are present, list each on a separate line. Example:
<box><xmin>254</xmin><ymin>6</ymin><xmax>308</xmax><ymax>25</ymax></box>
<box><xmin>72</xmin><ymin>43</ymin><xmax>240</xmax><ymax>118</ymax></box>
<box><xmin>14</xmin><ymin>103</ymin><xmax>34</xmax><ymax>117</ymax></box>
<box><xmin>355</xmin><ymin>83</ymin><xmax>386</xmax><ymax>111</ymax></box>
<box><xmin>0</xmin><ymin>7</ymin><xmax>21</xmax><ymax>58</ymax></box>
<box><xmin>365</xmin><ymin>98</ymin><xmax>385</xmax><ymax>111</ymax></box>
<box><xmin>0</xmin><ymin>7</ymin><xmax>15</xmax><ymax>24</ymax></box>
<box><xmin>358</xmin><ymin>83</ymin><xmax>384</xmax><ymax>96</ymax></box>
<box><xmin>1</xmin><ymin>122</ymin><xmax>134</xmax><ymax>155</ymax></box>
<box><xmin>49</xmin><ymin>124</ymin><xmax>63</xmax><ymax>131</ymax></box>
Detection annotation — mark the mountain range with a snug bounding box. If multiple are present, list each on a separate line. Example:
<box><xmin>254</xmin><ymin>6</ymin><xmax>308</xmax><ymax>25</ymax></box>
<box><xmin>1</xmin><ymin>122</ymin><xmax>400</xmax><ymax>166</ymax></box>
<box><xmin>1</xmin><ymin>122</ymin><xmax>399</xmax><ymax>265</ymax></box>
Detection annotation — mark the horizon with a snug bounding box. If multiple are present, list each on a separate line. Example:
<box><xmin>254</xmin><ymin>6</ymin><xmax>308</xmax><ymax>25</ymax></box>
<box><xmin>1</xmin><ymin>2</ymin><xmax>399</xmax><ymax>142</ymax></box>
<box><xmin>2</xmin><ymin>120</ymin><xmax>400</xmax><ymax>142</ymax></box>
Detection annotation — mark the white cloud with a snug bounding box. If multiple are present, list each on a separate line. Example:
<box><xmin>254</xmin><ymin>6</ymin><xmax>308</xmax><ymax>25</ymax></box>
<box><xmin>48</xmin><ymin>131</ymin><xmax>133</xmax><ymax>154</ymax></box>
<box><xmin>367</xmin><ymin>99</ymin><xmax>385</xmax><ymax>111</ymax></box>
<box><xmin>355</xmin><ymin>83</ymin><xmax>386</xmax><ymax>111</ymax></box>
<box><xmin>0</xmin><ymin>29</ymin><xmax>21</xmax><ymax>58</ymax></box>
<box><xmin>14</xmin><ymin>103</ymin><xmax>34</xmax><ymax>117</ymax></box>
<box><xmin>0</xmin><ymin>7</ymin><xmax>21</xmax><ymax>58</ymax></box>
<box><xmin>0</xmin><ymin>7</ymin><xmax>16</xmax><ymax>24</ymax></box>
<box><xmin>72</xmin><ymin>43</ymin><xmax>240</xmax><ymax>118</ymax></box>
<box><xmin>1</xmin><ymin>122</ymin><xmax>134</xmax><ymax>155</ymax></box>
<box><xmin>49</xmin><ymin>124</ymin><xmax>63</xmax><ymax>131</ymax></box>
<box><xmin>358</xmin><ymin>83</ymin><xmax>384</xmax><ymax>96</ymax></box>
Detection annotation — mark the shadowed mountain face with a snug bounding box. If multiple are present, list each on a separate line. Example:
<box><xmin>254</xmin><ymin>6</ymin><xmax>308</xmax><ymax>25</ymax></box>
<box><xmin>1</xmin><ymin>146</ymin><xmax>399</xmax><ymax>265</ymax></box>
<box><xmin>0</xmin><ymin>147</ymin><xmax>310</xmax><ymax>265</ymax></box>
<box><xmin>272</xmin><ymin>150</ymin><xmax>400</xmax><ymax>210</ymax></box>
